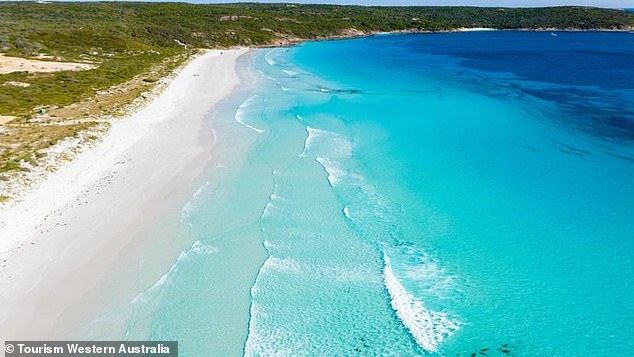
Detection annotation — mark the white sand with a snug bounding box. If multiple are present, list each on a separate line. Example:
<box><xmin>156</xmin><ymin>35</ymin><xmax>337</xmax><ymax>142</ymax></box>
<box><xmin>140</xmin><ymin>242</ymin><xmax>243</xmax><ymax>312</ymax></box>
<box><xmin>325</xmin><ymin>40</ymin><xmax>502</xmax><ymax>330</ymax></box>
<box><xmin>457</xmin><ymin>27</ymin><xmax>498</xmax><ymax>32</ymax></box>
<box><xmin>0</xmin><ymin>53</ymin><xmax>97</xmax><ymax>74</ymax></box>
<box><xmin>0</xmin><ymin>115</ymin><xmax>16</xmax><ymax>124</ymax></box>
<box><xmin>0</xmin><ymin>48</ymin><xmax>248</xmax><ymax>339</ymax></box>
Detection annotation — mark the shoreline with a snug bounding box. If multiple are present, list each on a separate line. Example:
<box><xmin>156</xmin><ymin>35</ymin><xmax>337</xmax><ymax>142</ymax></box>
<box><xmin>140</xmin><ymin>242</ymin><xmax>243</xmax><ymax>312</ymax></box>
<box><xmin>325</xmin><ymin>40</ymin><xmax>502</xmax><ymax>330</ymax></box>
<box><xmin>0</xmin><ymin>48</ymin><xmax>248</xmax><ymax>339</ymax></box>
<box><xmin>0</xmin><ymin>24</ymin><xmax>630</xmax><ymax>342</ymax></box>
<box><xmin>256</xmin><ymin>26</ymin><xmax>634</xmax><ymax>47</ymax></box>
<box><xmin>0</xmin><ymin>26</ymin><xmax>630</xmax><ymax>353</ymax></box>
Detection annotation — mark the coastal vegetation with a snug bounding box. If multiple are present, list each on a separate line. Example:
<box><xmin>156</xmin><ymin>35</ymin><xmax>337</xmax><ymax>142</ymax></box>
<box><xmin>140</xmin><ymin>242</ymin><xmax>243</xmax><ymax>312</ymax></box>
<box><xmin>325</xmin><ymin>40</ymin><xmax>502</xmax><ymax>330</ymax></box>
<box><xmin>0</xmin><ymin>2</ymin><xmax>633</xmax><ymax>177</ymax></box>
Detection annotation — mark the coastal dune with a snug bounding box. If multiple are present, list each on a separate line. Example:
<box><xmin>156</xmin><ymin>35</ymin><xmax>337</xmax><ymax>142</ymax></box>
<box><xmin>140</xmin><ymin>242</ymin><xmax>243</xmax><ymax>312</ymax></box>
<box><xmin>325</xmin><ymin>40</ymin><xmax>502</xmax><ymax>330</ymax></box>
<box><xmin>0</xmin><ymin>48</ymin><xmax>247</xmax><ymax>339</ymax></box>
<box><xmin>0</xmin><ymin>53</ymin><xmax>97</xmax><ymax>75</ymax></box>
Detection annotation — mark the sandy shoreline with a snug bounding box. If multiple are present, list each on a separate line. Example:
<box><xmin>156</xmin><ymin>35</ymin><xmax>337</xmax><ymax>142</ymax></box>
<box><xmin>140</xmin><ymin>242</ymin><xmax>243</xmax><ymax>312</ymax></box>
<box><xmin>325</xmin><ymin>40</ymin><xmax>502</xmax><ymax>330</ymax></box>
<box><xmin>0</xmin><ymin>48</ymin><xmax>248</xmax><ymax>339</ymax></box>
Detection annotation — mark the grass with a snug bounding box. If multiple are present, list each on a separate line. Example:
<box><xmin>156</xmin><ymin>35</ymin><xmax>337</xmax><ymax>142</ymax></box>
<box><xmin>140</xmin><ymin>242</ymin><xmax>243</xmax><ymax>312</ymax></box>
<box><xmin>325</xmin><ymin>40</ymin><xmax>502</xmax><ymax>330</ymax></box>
<box><xmin>0</xmin><ymin>121</ymin><xmax>98</xmax><ymax>173</ymax></box>
<box><xmin>0</xmin><ymin>50</ymin><xmax>192</xmax><ymax>175</ymax></box>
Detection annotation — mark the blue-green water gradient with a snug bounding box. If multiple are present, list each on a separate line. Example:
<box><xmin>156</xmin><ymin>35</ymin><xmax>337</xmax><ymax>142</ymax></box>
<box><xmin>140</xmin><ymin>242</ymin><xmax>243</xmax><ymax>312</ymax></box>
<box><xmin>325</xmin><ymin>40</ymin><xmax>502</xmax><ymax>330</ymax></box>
<box><xmin>125</xmin><ymin>32</ymin><xmax>634</xmax><ymax>356</ymax></box>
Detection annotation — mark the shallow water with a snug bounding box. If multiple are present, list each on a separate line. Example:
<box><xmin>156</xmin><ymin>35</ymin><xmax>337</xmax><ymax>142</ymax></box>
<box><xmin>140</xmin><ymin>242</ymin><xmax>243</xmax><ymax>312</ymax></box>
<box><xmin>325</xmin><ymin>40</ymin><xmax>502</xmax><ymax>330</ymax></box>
<box><xmin>125</xmin><ymin>32</ymin><xmax>634</xmax><ymax>356</ymax></box>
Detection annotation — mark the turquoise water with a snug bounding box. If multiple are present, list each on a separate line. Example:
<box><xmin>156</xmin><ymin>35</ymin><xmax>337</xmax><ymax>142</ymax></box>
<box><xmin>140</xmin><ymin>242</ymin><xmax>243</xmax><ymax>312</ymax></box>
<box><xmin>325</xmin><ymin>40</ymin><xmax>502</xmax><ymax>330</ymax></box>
<box><xmin>125</xmin><ymin>32</ymin><xmax>634</xmax><ymax>356</ymax></box>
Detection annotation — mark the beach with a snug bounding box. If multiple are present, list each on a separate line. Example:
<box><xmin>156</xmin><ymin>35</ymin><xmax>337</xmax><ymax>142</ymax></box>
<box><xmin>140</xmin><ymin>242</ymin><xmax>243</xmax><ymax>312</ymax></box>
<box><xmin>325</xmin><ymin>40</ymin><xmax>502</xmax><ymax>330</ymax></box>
<box><xmin>0</xmin><ymin>48</ymin><xmax>248</xmax><ymax>340</ymax></box>
<box><xmin>0</xmin><ymin>30</ymin><xmax>632</xmax><ymax>356</ymax></box>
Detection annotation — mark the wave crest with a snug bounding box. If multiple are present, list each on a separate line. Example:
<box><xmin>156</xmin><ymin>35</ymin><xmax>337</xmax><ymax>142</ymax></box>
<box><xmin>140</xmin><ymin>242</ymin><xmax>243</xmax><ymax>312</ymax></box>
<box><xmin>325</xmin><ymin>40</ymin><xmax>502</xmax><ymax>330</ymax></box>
<box><xmin>235</xmin><ymin>95</ymin><xmax>264</xmax><ymax>133</ymax></box>
<box><xmin>383</xmin><ymin>253</ymin><xmax>461</xmax><ymax>352</ymax></box>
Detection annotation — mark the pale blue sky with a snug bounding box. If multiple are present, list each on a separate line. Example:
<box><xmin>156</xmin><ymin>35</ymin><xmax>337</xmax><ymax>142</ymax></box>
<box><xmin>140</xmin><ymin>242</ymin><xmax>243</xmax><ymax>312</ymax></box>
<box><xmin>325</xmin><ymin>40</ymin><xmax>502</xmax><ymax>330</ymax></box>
<box><xmin>190</xmin><ymin>0</ymin><xmax>634</xmax><ymax>8</ymax></box>
<box><xmin>60</xmin><ymin>0</ymin><xmax>634</xmax><ymax>9</ymax></box>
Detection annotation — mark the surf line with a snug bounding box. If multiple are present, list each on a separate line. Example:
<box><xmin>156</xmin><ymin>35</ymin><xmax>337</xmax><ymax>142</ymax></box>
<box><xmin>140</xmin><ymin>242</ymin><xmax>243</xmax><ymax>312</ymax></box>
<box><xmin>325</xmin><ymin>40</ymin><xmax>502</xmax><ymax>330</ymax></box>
<box><xmin>382</xmin><ymin>252</ymin><xmax>461</xmax><ymax>353</ymax></box>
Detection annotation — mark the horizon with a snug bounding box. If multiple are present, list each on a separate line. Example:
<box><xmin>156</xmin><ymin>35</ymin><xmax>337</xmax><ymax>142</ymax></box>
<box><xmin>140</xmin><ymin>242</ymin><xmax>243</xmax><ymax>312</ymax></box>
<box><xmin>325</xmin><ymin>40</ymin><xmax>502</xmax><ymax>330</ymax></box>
<box><xmin>30</xmin><ymin>0</ymin><xmax>634</xmax><ymax>10</ymax></box>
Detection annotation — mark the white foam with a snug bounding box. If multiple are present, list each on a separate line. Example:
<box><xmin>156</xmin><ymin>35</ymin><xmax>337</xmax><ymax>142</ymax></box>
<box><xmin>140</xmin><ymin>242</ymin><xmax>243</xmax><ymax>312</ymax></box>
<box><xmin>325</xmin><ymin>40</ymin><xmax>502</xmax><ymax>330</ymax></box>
<box><xmin>262</xmin><ymin>239</ymin><xmax>277</xmax><ymax>250</ymax></box>
<box><xmin>383</xmin><ymin>253</ymin><xmax>461</xmax><ymax>352</ymax></box>
<box><xmin>403</xmin><ymin>258</ymin><xmax>455</xmax><ymax>298</ymax></box>
<box><xmin>131</xmin><ymin>240</ymin><xmax>218</xmax><ymax>304</ymax></box>
<box><xmin>330</xmin><ymin>132</ymin><xmax>353</xmax><ymax>158</ymax></box>
<box><xmin>343</xmin><ymin>205</ymin><xmax>351</xmax><ymax>219</ymax></box>
<box><xmin>180</xmin><ymin>180</ymin><xmax>211</xmax><ymax>220</ymax></box>
<box><xmin>282</xmin><ymin>69</ymin><xmax>298</xmax><ymax>77</ymax></box>
<box><xmin>260</xmin><ymin>184</ymin><xmax>285</xmax><ymax>219</ymax></box>
<box><xmin>190</xmin><ymin>240</ymin><xmax>219</xmax><ymax>255</ymax></box>
<box><xmin>299</xmin><ymin>126</ymin><xmax>320</xmax><ymax>157</ymax></box>
<box><xmin>261</xmin><ymin>200</ymin><xmax>277</xmax><ymax>218</ymax></box>
<box><xmin>257</xmin><ymin>70</ymin><xmax>278</xmax><ymax>83</ymax></box>
<box><xmin>240</xmin><ymin>94</ymin><xmax>258</xmax><ymax>109</ymax></box>
<box><xmin>244</xmin><ymin>259</ymin><xmax>306</xmax><ymax>356</ymax></box>
<box><xmin>295</xmin><ymin>114</ymin><xmax>303</xmax><ymax>121</ymax></box>
<box><xmin>264</xmin><ymin>50</ymin><xmax>276</xmax><ymax>66</ymax></box>
<box><xmin>244</xmin><ymin>253</ymin><xmax>311</xmax><ymax>356</ymax></box>
<box><xmin>235</xmin><ymin>95</ymin><xmax>264</xmax><ymax>133</ymax></box>
<box><xmin>303</xmin><ymin>128</ymin><xmax>362</xmax><ymax>203</ymax></box>
<box><xmin>300</xmin><ymin>126</ymin><xmax>352</xmax><ymax>160</ymax></box>
<box><xmin>316</xmin><ymin>263</ymin><xmax>381</xmax><ymax>284</ymax></box>
<box><xmin>265</xmin><ymin>256</ymin><xmax>301</xmax><ymax>274</ymax></box>
<box><xmin>316</xmin><ymin>157</ymin><xmax>345</xmax><ymax>186</ymax></box>
<box><xmin>131</xmin><ymin>251</ymin><xmax>185</xmax><ymax>305</ymax></box>
<box><xmin>244</xmin><ymin>258</ymin><xmax>267</xmax><ymax>356</ymax></box>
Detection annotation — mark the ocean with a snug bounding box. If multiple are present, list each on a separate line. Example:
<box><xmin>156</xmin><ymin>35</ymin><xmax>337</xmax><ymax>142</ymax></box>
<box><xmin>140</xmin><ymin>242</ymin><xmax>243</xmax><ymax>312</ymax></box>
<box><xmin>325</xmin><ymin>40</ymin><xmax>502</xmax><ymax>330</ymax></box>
<box><xmin>123</xmin><ymin>31</ymin><xmax>634</xmax><ymax>356</ymax></box>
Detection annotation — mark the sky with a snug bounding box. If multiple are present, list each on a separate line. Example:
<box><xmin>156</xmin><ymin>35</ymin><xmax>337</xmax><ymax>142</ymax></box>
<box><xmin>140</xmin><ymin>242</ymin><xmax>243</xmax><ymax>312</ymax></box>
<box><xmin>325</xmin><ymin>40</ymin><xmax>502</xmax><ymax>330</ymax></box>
<box><xmin>45</xmin><ymin>0</ymin><xmax>634</xmax><ymax>9</ymax></box>
<box><xmin>46</xmin><ymin>0</ymin><xmax>634</xmax><ymax>9</ymax></box>
<box><xmin>186</xmin><ymin>0</ymin><xmax>634</xmax><ymax>8</ymax></box>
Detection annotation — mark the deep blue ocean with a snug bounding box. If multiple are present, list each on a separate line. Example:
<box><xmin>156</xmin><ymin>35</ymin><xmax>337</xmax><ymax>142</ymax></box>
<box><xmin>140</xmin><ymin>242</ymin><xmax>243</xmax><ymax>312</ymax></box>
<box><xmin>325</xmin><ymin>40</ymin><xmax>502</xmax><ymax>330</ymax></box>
<box><xmin>123</xmin><ymin>31</ymin><xmax>634</xmax><ymax>356</ymax></box>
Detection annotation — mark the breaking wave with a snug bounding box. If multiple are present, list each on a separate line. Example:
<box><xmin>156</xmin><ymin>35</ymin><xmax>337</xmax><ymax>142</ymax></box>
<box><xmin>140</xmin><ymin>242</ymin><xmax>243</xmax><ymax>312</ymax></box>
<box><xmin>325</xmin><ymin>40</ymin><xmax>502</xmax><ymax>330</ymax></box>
<box><xmin>130</xmin><ymin>240</ymin><xmax>219</xmax><ymax>305</ymax></box>
<box><xmin>235</xmin><ymin>95</ymin><xmax>264</xmax><ymax>133</ymax></box>
<box><xmin>383</xmin><ymin>253</ymin><xmax>461</xmax><ymax>352</ymax></box>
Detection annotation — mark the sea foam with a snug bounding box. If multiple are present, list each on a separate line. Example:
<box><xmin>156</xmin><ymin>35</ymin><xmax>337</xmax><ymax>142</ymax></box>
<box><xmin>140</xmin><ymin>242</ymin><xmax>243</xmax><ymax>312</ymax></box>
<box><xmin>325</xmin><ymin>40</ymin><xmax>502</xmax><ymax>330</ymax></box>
<box><xmin>235</xmin><ymin>95</ymin><xmax>264</xmax><ymax>133</ymax></box>
<box><xmin>282</xmin><ymin>69</ymin><xmax>298</xmax><ymax>77</ymax></box>
<box><xmin>180</xmin><ymin>180</ymin><xmax>212</xmax><ymax>223</ymax></box>
<box><xmin>244</xmin><ymin>244</ymin><xmax>304</xmax><ymax>356</ymax></box>
<box><xmin>299</xmin><ymin>126</ymin><xmax>323</xmax><ymax>157</ymax></box>
<box><xmin>315</xmin><ymin>157</ymin><xmax>346</xmax><ymax>186</ymax></box>
<box><xmin>264</xmin><ymin>50</ymin><xmax>276</xmax><ymax>66</ymax></box>
<box><xmin>257</xmin><ymin>70</ymin><xmax>278</xmax><ymax>83</ymax></box>
<box><xmin>131</xmin><ymin>240</ymin><xmax>218</xmax><ymax>305</ymax></box>
<box><xmin>301</xmin><ymin>126</ymin><xmax>353</xmax><ymax>188</ymax></box>
<box><xmin>260</xmin><ymin>183</ymin><xmax>284</xmax><ymax>219</ymax></box>
<box><xmin>343</xmin><ymin>205</ymin><xmax>351</xmax><ymax>219</ymax></box>
<box><xmin>383</xmin><ymin>253</ymin><xmax>461</xmax><ymax>352</ymax></box>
